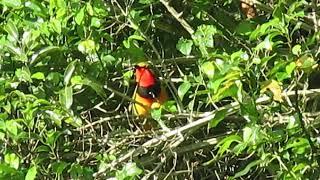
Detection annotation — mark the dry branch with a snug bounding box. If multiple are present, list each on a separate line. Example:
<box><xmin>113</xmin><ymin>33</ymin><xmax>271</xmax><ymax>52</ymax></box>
<box><xmin>94</xmin><ymin>89</ymin><xmax>320</xmax><ymax>177</ymax></box>
<box><xmin>159</xmin><ymin>0</ymin><xmax>194</xmax><ymax>35</ymax></box>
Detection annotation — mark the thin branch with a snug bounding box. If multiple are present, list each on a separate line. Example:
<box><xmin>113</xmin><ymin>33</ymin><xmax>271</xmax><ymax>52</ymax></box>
<box><xmin>93</xmin><ymin>88</ymin><xmax>320</xmax><ymax>177</ymax></box>
<box><xmin>76</xmin><ymin>114</ymin><xmax>134</xmax><ymax>131</ymax></box>
<box><xmin>159</xmin><ymin>0</ymin><xmax>194</xmax><ymax>35</ymax></box>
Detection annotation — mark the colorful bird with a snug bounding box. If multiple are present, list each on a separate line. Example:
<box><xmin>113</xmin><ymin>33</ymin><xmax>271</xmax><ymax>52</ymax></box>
<box><xmin>132</xmin><ymin>63</ymin><xmax>168</xmax><ymax>117</ymax></box>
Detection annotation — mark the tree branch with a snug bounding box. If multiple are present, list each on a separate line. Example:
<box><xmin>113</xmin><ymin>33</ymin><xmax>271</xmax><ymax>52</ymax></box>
<box><xmin>159</xmin><ymin>0</ymin><xmax>194</xmax><ymax>35</ymax></box>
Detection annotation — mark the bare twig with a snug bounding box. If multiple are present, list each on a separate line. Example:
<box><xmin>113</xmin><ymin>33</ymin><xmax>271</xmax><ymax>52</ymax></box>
<box><xmin>159</xmin><ymin>0</ymin><xmax>194</xmax><ymax>35</ymax></box>
<box><xmin>93</xmin><ymin>88</ymin><xmax>320</xmax><ymax>177</ymax></box>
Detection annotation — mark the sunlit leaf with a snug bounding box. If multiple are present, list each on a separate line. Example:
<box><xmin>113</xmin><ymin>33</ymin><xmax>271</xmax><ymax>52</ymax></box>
<box><xmin>78</xmin><ymin>39</ymin><xmax>96</xmax><ymax>54</ymax></box>
<box><xmin>25</xmin><ymin>166</ymin><xmax>37</xmax><ymax>180</ymax></box>
<box><xmin>176</xmin><ymin>38</ymin><xmax>193</xmax><ymax>55</ymax></box>
<box><xmin>261</xmin><ymin>80</ymin><xmax>283</xmax><ymax>102</ymax></box>
<box><xmin>5</xmin><ymin>153</ymin><xmax>20</xmax><ymax>169</ymax></box>
<box><xmin>292</xmin><ymin>44</ymin><xmax>301</xmax><ymax>56</ymax></box>
<box><xmin>91</xmin><ymin>17</ymin><xmax>101</xmax><ymax>28</ymax></box>
<box><xmin>116</xmin><ymin>162</ymin><xmax>142</xmax><ymax>179</ymax></box>
<box><xmin>0</xmin><ymin>0</ymin><xmax>21</xmax><ymax>8</ymax></box>
<box><xmin>163</xmin><ymin>101</ymin><xmax>178</xmax><ymax>113</ymax></box>
<box><xmin>64</xmin><ymin>61</ymin><xmax>77</xmax><ymax>86</ymax></box>
<box><xmin>4</xmin><ymin>21</ymin><xmax>19</xmax><ymax>41</ymax></box>
<box><xmin>75</xmin><ymin>7</ymin><xmax>85</xmax><ymax>25</ymax></box>
<box><xmin>64</xmin><ymin>86</ymin><xmax>73</xmax><ymax>109</ymax></box>
<box><xmin>31</xmin><ymin>72</ymin><xmax>45</xmax><ymax>80</ymax></box>
<box><xmin>285</xmin><ymin>137</ymin><xmax>310</xmax><ymax>154</ymax></box>
<box><xmin>51</xmin><ymin>19</ymin><xmax>62</xmax><ymax>34</ymax></box>
<box><xmin>201</xmin><ymin>61</ymin><xmax>215</xmax><ymax>79</ymax></box>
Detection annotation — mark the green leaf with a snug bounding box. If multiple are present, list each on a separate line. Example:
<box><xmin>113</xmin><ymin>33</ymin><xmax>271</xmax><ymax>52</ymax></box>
<box><xmin>123</xmin><ymin>35</ymin><xmax>145</xmax><ymax>48</ymax></box>
<box><xmin>4</xmin><ymin>153</ymin><xmax>20</xmax><ymax>169</ymax></box>
<box><xmin>15</xmin><ymin>67</ymin><xmax>32</xmax><ymax>83</ymax></box>
<box><xmin>22</xmin><ymin>31</ymin><xmax>34</xmax><ymax>49</ymax></box>
<box><xmin>285</xmin><ymin>137</ymin><xmax>310</xmax><ymax>154</ymax></box>
<box><xmin>123</xmin><ymin>162</ymin><xmax>143</xmax><ymax>177</ymax></box>
<box><xmin>31</xmin><ymin>72</ymin><xmax>45</xmax><ymax>80</ymax></box>
<box><xmin>60</xmin><ymin>86</ymin><xmax>73</xmax><ymax>109</ymax></box>
<box><xmin>36</xmin><ymin>145</ymin><xmax>51</xmax><ymax>153</ymax></box>
<box><xmin>71</xmin><ymin>75</ymin><xmax>83</xmax><ymax>85</ymax></box>
<box><xmin>176</xmin><ymin>38</ymin><xmax>193</xmax><ymax>55</ymax></box>
<box><xmin>178</xmin><ymin>81</ymin><xmax>191</xmax><ymax>101</ymax></box>
<box><xmin>240</xmin><ymin>99</ymin><xmax>259</xmax><ymax>123</ymax></box>
<box><xmin>151</xmin><ymin>108</ymin><xmax>162</xmax><ymax>121</ymax></box>
<box><xmin>233</xmin><ymin>159</ymin><xmax>262</xmax><ymax>178</ymax></box>
<box><xmin>296</xmin><ymin>55</ymin><xmax>317</xmax><ymax>71</ymax></box>
<box><xmin>193</xmin><ymin>25</ymin><xmax>218</xmax><ymax>48</ymax></box>
<box><xmin>0</xmin><ymin>0</ymin><xmax>21</xmax><ymax>8</ymax></box>
<box><xmin>292</xmin><ymin>44</ymin><xmax>301</xmax><ymax>56</ymax></box>
<box><xmin>78</xmin><ymin>39</ymin><xmax>96</xmax><ymax>54</ymax></box>
<box><xmin>249</xmin><ymin>18</ymin><xmax>281</xmax><ymax>40</ymax></box>
<box><xmin>208</xmin><ymin>109</ymin><xmax>227</xmax><ymax>128</ymax></box>
<box><xmin>51</xmin><ymin>19</ymin><xmax>62</xmax><ymax>34</ymax></box>
<box><xmin>116</xmin><ymin>162</ymin><xmax>143</xmax><ymax>179</ymax></box>
<box><xmin>4</xmin><ymin>42</ymin><xmax>23</xmax><ymax>57</ymax></box>
<box><xmin>46</xmin><ymin>110</ymin><xmax>63</xmax><ymax>126</ymax></box>
<box><xmin>46</xmin><ymin>130</ymin><xmax>63</xmax><ymax>147</ymax></box>
<box><xmin>242</xmin><ymin>125</ymin><xmax>263</xmax><ymax>147</ymax></box>
<box><xmin>101</xmin><ymin>54</ymin><xmax>116</xmax><ymax>66</ymax></box>
<box><xmin>285</xmin><ymin>62</ymin><xmax>296</xmax><ymax>75</ymax></box>
<box><xmin>139</xmin><ymin>0</ymin><xmax>155</xmax><ymax>4</ymax></box>
<box><xmin>217</xmin><ymin>135</ymin><xmax>242</xmax><ymax>156</ymax></box>
<box><xmin>201</xmin><ymin>61</ymin><xmax>215</xmax><ymax>79</ymax></box>
<box><xmin>47</xmin><ymin>72</ymin><xmax>61</xmax><ymax>85</ymax></box>
<box><xmin>65</xmin><ymin>116</ymin><xmax>82</xmax><ymax>127</ymax></box>
<box><xmin>55</xmin><ymin>0</ymin><xmax>67</xmax><ymax>18</ymax></box>
<box><xmin>86</xmin><ymin>3</ymin><xmax>94</xmax><ymax>16</ymax></box>
<box><xmin>255</xmin><ymin>35</ymin><xmax>273</xmax><ymax>51</ymax></box>
<box><xmin>163</xmin><ymin>101</ymin><xmax>178</xmax><ymax>113</ymax></box>
<box><xmin>0</xmin><ymin>132</ymin><xmax>5</xmax><ymax>140</ymax></box>
<box><xmin>30</xmin><ymin>46</ymin><xmax>60</xmax><ymax>65</ymax></box>
<box><xmin>123</xmin><ymin>70</ymin><xmax>133</xmax><ymax>87</ymax></box>
<box><xmin>235</xmin><ymin>20</ymin><xmax>255</xmax><ymax>36</ymax></box>
<box><xmin>286</xmin><ymin>115</ymin><xmax>298</xmax><ymax>130</ymax></box>
<box><xmin>6</xmin><ymin>120</ymin><xmax>19</xmax><ymax>136</ymax></box>
<box><xmin>25</xmin><ymin>166</ymin><xmax>37</xmax><ymax>180</ymax></box>
<box><xmin>64</xmin><ymin>61</ymin><xmax>77</xmax><ymax>86</ymax></box>
<box><xmin>82</xmin><ymin>77</ymin><xmax>106</xmax><ymax>98</ymax></box>
<box><xmin>75</xmin><ymin>7</ymin><xmax>85</xmax><ymax>25</ymax></box>
<box><xmin>91</xmin><ymin>17</ymin><xmax>101</xmax><ymax>28</ymax></box>
<box><xmin>52</xmin><ymin>161</ymin><xmax>69</xmax><ymax>175</ymax></box>
<box><xmin>4</xmin><ymin>21</ymin><xmax>19</xmax><ymax>41</ymax></box>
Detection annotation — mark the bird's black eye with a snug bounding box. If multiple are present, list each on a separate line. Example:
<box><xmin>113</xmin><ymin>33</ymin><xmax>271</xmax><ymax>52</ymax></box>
<box><xmin>148</xmin><ymin>91</ymin><xmax>156</xmax><ymax>99</ymax></box>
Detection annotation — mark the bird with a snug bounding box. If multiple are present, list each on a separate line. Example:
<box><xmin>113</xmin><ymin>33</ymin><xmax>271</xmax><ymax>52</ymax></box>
<box><xmin>132</xmin><ymin>63</ymin><xmax>168</xmax><ymax>117</ymax></box>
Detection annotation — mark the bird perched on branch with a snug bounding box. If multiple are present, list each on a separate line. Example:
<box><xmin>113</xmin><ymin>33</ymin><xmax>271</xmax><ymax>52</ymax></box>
<box><xmin>132</xmin><ymin>63</ymin><xmax>168</xmax><ymax>117</ymax></box>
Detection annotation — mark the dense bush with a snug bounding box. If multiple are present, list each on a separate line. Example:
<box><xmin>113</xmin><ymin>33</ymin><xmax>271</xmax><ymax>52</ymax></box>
<box><xmin>0</xmin><ymin>0</ymin><xmax>320</xmax><ymax>179</ymax></box>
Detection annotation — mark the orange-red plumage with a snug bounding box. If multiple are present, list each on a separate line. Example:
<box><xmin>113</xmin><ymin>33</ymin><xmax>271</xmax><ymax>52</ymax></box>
<box><xmin>132</xmin><ymin>64</ymin><xmax>167</xmax><ymax>116</ymax></box>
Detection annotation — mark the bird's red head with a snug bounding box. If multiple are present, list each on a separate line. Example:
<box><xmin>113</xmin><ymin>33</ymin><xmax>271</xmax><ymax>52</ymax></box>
<box><xmin>134</xmin><ymin>63</ymin><xmax>157</xmax><ymax>87</ymax></box>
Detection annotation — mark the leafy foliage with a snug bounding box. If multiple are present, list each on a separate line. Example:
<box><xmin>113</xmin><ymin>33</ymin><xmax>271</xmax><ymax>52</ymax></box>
<box><xmin>0</xmin><ymin>0</ymin><xmax>320</xmax><ymax>179</ymax></box>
